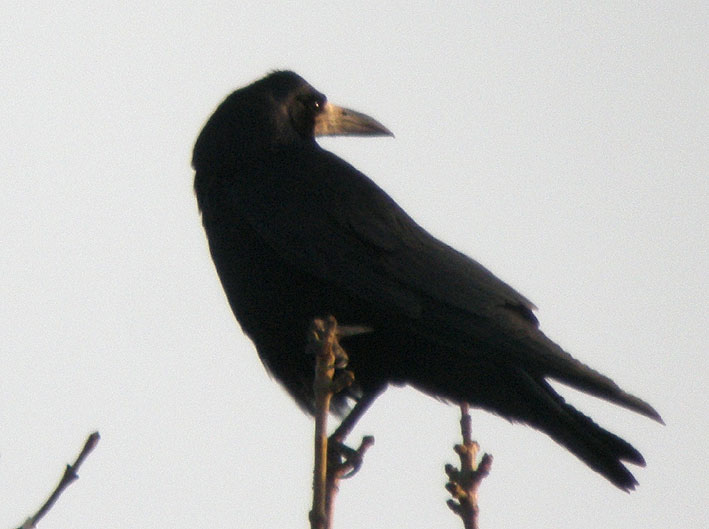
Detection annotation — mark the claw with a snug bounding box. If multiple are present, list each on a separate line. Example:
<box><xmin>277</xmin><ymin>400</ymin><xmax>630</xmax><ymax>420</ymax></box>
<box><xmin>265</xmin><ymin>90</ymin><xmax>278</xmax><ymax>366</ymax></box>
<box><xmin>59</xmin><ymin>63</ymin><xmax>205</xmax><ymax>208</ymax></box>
<box><xmin>327</xmin><ymin>436</ymin><xmax>375</xmax><ymax>479</ymax></box>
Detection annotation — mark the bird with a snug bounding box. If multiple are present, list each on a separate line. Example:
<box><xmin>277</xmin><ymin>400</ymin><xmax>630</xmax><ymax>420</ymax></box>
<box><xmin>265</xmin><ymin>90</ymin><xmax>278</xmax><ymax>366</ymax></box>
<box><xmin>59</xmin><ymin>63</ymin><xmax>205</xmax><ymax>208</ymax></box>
<box><xmin>193</xmin><ymin>70</ymin><xmax>662</xmax><ymax>491</ymax></box>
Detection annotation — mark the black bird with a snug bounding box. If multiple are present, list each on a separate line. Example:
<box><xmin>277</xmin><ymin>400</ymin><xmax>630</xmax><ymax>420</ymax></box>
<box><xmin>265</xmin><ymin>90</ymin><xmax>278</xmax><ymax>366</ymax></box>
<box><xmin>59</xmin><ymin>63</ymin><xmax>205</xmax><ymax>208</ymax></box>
<box><xmin>193</xmin><ymin>71</ymin><xmax>662</xmax><ymax>490</ymax></box>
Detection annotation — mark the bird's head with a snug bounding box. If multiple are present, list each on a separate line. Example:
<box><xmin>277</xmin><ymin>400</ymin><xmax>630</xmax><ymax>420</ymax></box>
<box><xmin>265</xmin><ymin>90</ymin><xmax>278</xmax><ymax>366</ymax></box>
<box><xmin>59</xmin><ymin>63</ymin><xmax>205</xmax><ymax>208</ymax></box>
<box><xmin>195</xmin><ymin>71</ymin><xmax>392</xmax><ymax>160</ymax></box>
<box><xmin>261</xmin><ymin>70</ymin><xmax>393</xmax><ymax>142</ymax></box>
<box><xmin>193</xmin><ymin>70</ymin><xmax>392</xmax><ymax>183</ymax></box>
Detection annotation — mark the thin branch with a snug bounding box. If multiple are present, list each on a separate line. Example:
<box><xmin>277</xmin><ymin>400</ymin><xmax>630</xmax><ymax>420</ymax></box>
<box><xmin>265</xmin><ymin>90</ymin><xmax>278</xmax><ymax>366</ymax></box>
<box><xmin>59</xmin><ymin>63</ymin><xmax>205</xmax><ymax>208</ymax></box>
<box><xmin>308</xmin><ymin>316</ymin><xmax>340</xmax><ymax>529</ymax></box>
<box><xmin>445</xmin><ymin>404</ymin><xmax>492</xmax><ymax>529</ymax></box>
<box><xmin>19</xmin><ymin>431</ymin><xmax>100</xmax><ymax>529</ymax></box>
<box><xmin>308</xmin><ymin>316</ymin><xmax>373</xmax><ymax>529</ymax></box>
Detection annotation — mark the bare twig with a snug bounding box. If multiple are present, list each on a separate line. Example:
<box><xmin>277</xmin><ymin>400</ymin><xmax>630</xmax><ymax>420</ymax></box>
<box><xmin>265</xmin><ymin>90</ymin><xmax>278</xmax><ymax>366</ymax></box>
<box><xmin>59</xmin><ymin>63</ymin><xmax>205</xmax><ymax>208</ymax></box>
<box><xmin>19</xmin><ymin>431</ymin><xmax>100</xmax><ymax>529</ymax></box>
<box><xmin>308</xmin><ymin>316</ymin><xmax>340</xmax><ymax>529</ymax></box>
<box><xmin>445</xmin><ymin>404</ymin><xmax>492</xmax><ymax>529</ymax></box>
<box><xmin>308</xmin><ymin>316</ymin><xmax>373</xmax><ymax>529</ymax></box>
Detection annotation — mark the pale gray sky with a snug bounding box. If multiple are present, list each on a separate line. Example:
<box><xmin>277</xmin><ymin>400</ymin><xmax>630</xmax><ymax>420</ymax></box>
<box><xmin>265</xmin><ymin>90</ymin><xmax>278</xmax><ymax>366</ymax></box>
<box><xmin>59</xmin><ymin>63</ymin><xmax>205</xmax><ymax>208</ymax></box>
<box><xmin>1</xmin><ymin>2</ymin><xmax>706</xmax><ymax>528</ymax></box>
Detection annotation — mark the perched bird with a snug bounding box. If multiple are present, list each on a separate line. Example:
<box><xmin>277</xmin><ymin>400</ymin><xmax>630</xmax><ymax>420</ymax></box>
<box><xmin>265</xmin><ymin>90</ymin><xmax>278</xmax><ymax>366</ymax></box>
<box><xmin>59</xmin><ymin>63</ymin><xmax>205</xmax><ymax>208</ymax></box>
<box><xmin>193</xmin><ymin>70</ymin><xmax>662</xmax><ymax>490</ymax></box>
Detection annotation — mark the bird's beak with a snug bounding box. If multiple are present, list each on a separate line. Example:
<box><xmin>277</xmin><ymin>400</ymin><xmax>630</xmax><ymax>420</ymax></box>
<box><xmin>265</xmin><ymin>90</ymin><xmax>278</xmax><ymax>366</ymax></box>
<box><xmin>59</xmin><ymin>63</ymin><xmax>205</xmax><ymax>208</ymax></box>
<box><xmin>314</xmin><ymin>103</ymin><xmax>393</xmax><ymax>137</ymax></box>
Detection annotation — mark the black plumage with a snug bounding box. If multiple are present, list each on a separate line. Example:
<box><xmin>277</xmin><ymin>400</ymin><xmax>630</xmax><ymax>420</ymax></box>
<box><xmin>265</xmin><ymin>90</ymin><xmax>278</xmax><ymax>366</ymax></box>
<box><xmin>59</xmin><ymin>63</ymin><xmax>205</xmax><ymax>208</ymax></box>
<box><xmin>193</xmin><ymin>71</ymin><xmax>662</xmax><ymax>490</ymax></box>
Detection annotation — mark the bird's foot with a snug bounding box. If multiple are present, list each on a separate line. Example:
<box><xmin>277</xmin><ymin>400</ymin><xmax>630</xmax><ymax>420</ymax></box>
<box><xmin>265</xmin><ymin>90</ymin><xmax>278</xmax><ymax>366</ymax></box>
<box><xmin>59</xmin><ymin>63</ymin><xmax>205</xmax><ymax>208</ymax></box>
<box><xmin>327</xmin><ymin>435</ymin><xmax>375</xmax><ymax>479</ymax></box>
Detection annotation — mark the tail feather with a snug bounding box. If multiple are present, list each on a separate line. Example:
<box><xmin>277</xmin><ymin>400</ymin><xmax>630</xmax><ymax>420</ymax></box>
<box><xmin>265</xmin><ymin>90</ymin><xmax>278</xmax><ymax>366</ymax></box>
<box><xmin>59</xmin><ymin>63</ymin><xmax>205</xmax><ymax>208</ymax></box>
<box><xmin>533</xmin><ymin>380</ymin><xmax>646</xmax><ymax>491</ymax></box>
<box><xmin>411</xmin><ymin>360</ymin><xmax>650</xmax><ymax>490</ymax></box>
<box><xmin>529</xmin><ymin>332</ymin><xmax>664</xmax><ymax>424</ymax></box>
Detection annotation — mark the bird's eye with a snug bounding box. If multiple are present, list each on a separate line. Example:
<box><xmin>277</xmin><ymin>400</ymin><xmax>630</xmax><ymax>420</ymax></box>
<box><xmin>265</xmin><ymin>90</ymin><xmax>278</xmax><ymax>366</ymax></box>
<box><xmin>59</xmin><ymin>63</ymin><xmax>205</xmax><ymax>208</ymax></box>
<box><xmin>302</xmin><ymin>96</ymin><xmax>324</xmax><ymax>113</ymax></box>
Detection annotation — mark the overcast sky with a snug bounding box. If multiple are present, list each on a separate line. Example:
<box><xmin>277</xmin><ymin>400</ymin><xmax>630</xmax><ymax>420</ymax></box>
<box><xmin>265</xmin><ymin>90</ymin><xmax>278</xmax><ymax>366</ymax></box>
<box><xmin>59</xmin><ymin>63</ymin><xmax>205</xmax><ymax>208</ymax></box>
<box><xmin>1</xmin><ymin>2</ymin><xmax>707</xmax><ymax>528</ymax></box>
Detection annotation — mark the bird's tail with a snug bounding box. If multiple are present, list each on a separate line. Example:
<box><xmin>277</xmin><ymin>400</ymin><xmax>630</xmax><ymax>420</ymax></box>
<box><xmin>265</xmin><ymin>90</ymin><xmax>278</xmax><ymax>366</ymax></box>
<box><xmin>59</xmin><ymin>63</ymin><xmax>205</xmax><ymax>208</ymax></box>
<box><xmin>525</xmin><ymin>379</ymin><xmax>646</xmax><ymax>490</ymax></box>
<box><xmin>526</xmin><ymin>332</ymin><xmax>664</xmax><ymax>424</ymax></box>
<box><xmin>408</xmin><ymin>359</ymin><xmax>648</xmax><ymax>490</ymax></box>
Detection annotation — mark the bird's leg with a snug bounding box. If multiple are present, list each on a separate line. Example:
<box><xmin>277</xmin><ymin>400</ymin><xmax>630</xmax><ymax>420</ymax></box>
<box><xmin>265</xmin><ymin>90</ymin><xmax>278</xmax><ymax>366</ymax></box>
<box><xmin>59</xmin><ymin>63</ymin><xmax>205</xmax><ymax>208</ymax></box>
<box><xmin>327</xmin><ymin>387</ymin><xmax>382</xmax><ymax>478</ymax></box>
<box><xmin>330</xmin><ymin>388</ymin><xmax>381</xmax><ymax>444</ymax></box>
